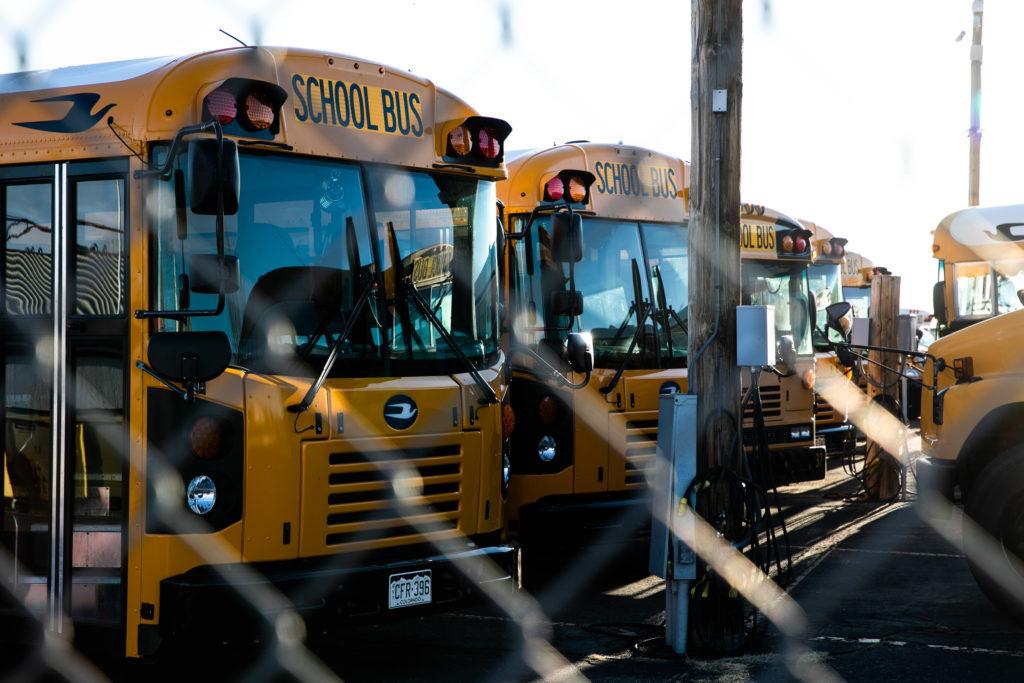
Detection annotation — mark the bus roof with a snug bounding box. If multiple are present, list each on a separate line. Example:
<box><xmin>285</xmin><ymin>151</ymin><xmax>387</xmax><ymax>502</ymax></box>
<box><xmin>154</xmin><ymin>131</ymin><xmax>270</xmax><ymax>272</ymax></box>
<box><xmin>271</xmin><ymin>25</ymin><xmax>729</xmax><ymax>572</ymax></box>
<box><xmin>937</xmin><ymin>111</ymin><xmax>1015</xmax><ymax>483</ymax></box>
<box><xmin>800</xmin><ymin>218</ymin><xmax>848</xmax><ymax>265</ymax></box>
<box><xmin>841</xmin><ymin>249</ymin><xmax>877</xmax><ymax>286</ymax></box>
<box><xmin>0</xmin><ymin>46</ymin><xmax>505</xmax><ymax>178</ymax></box>
<box><xmin>499</xmin><ymin>142</ymin><xmax>689</xmax><ymax>223</ymax></box>
<box><xmin>740</xmin><ymin>203</ymin><xmax>810</xmax><ymax>262</ymax></box>
<box><xmin>932</xmin><ymin>203</ymin><xmax>1024</xmax><ymax>263</ymax></box>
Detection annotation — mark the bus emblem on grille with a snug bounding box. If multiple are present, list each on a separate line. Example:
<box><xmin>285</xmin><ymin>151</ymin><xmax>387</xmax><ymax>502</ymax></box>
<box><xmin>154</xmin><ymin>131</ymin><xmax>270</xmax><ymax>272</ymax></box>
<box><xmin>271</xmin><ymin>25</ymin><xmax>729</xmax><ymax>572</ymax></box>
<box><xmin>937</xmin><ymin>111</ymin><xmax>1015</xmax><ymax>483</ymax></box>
<box><xmin>384</xmin><ymin>395</ymin><xmax>418</xmax><ymax>430</ymax></box>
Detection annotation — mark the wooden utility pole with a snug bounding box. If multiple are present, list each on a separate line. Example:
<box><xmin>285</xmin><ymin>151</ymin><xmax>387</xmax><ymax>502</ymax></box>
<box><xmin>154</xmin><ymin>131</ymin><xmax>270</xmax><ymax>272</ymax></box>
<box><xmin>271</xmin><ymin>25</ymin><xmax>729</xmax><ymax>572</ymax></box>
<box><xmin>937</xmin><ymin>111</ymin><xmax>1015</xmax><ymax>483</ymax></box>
<box><xmin>688</xmin><ymin>0</ymin><xmax>743</xmax><ymax>473</ymax></box>
<box><xmin>865</xmin><ymin>274</ymin><xmax>901</xmax><ymax>499</ymax></box>
<box><xmin>968</xmin><ymin>0</ymin><xmax>984</xmax><ymax>206</ymax></box>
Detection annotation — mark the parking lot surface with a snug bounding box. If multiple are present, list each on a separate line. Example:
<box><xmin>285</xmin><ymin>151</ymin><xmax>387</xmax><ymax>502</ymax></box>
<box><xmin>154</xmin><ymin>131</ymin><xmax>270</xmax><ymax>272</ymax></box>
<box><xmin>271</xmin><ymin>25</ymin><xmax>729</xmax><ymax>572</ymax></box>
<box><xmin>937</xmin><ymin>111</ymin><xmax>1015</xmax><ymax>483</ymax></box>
<box><xmin>121</xmin><ymin>443</ymin><xmax>1024</xmax><ymax>682</ymax></box>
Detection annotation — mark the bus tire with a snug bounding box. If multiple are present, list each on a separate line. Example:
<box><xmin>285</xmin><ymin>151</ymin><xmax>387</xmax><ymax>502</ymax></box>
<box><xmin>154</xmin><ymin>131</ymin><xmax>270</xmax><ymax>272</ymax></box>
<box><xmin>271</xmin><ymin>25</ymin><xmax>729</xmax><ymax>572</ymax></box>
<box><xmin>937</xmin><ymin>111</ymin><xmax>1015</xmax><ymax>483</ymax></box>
<box><xmin>963</xmin><ymin>448</ymin><xmax>1024</xmax><ymax>623</ymax></box>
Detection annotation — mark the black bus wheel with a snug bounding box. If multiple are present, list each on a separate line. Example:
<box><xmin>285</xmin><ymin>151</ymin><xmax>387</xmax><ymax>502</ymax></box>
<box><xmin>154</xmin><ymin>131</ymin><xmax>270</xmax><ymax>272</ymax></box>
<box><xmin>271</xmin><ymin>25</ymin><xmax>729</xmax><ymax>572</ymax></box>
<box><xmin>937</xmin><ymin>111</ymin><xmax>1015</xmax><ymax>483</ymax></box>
<box><xmin>963</xmin><ymin>449</ymin><xmax>1024</xmax><ymax>623</ymax></box>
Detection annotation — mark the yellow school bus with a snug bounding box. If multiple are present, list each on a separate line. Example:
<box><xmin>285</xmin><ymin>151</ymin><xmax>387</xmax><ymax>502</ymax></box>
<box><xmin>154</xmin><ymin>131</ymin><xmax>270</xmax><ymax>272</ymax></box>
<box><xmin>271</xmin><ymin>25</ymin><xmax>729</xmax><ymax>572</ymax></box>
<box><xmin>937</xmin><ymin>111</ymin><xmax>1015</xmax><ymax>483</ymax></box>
<box><xmin>740</xmin><ymin>204</ymin><xmax>823</xmax><ymax>482</ymax></box>
<box><xmin>931</xmin><ymin>203</ymin><xmax>1024</xmax><ymax>336</ymax></box>
<box><xmin>918</xmin><ymin>304</ymin><xmax>1024</xmax><ymax>619</ymax></box>
<box><xmin>841</xmin><ymin>250</ymin><xmax>876</xmax><ymax>320</ymax></box>
<box><xmin>803</xmin><ymin>220</ymin><xmax>855</xmax><ymax>455</ymax></box>
<box><xmin>496</xmin><ymin>142</ymin><xmax>688</xmax><ymax>561</ymax></box>
<box><xmin>0</xmin><ymin>46</ymin><xmax>518</xmax><ymax>658</ymax></box>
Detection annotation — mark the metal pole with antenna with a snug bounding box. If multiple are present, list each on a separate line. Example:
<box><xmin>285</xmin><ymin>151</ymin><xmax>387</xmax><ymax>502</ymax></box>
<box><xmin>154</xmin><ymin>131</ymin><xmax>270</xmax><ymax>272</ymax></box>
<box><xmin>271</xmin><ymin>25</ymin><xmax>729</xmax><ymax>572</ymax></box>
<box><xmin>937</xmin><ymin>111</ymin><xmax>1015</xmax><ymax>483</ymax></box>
<box><xmin>968</xmin><ymin>0</ymin><xmax>984</xmax><ymax>206</ymax></box>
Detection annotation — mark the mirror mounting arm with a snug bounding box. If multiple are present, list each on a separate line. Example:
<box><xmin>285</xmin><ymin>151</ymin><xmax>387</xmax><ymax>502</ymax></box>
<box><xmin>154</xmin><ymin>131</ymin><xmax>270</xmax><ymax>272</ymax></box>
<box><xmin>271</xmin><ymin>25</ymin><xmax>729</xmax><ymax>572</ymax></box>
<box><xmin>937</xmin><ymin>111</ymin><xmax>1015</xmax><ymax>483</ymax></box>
<box><xmin>135</xmin><ymin>359</ymin><xmax>194</xmax><ymax>402</ymax></box>
<box><xmin>134</xmin><ymin>121</ymin><xmax>230</xmax><ymax>321</ymax></box>
<box><xmin>134</xmin><ymin>121</ymin><xmax>220</xmax><ymax>180</ymax></box>
<box><xmin>511</xmin><ymin>343</ymin><xmax>591</xmax><ymax>389</ymax></box>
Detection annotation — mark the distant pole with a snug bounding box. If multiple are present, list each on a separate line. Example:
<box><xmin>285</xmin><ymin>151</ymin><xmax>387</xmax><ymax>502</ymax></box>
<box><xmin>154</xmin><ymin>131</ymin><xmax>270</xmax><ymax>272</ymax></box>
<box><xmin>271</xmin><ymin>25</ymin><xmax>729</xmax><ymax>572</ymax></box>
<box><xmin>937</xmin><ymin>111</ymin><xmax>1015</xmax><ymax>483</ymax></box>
<box><xmin>968</xmin><ymin>0</ymin><xmax>984</xmax><ymax>206</ymax></box>
<box><xmin>688</xmin><ymin>0</ymin><xmax>742</xmax><ymax>473</ymax></box>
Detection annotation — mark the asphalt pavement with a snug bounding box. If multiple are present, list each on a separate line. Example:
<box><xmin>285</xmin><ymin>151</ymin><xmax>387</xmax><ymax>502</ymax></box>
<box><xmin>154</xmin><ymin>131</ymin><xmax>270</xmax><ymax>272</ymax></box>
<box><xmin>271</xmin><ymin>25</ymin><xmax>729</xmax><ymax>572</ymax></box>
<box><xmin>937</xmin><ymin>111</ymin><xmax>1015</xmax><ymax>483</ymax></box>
<box><xmin>116</xmin><ymin>439</ymin><xmax>1024</xmax><ymax>682</ymax></box>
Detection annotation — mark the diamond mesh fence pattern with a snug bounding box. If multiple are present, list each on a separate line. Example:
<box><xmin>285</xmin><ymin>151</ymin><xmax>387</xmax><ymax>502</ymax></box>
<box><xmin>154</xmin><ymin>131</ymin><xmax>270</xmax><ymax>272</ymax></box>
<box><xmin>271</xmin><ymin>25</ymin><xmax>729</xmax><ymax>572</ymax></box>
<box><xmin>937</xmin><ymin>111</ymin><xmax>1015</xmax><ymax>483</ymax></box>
<box><xmin>0</xmin><ymin>4</ymin><xmax>1020</xmax><ymax>682</ymax></box>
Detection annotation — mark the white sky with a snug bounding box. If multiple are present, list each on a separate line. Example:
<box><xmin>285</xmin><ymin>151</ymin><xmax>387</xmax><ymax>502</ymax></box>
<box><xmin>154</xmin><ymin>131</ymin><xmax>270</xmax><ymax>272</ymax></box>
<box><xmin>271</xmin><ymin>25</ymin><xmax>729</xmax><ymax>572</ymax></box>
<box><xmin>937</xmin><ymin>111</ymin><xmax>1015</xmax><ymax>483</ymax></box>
<box><xmin>1</xmin><ymin>0</ymin><xmax>1019</xmax><ymax>310</ymax></box>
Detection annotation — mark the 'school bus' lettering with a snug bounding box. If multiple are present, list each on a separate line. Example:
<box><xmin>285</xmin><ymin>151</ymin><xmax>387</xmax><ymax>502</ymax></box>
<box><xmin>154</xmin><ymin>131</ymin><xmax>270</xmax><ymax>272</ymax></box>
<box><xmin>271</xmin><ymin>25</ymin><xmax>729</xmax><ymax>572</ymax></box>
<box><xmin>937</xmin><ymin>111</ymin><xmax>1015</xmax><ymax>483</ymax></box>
<box><xmin>291</xmin><ymin>74</ymin><xmax>425</xmax><ymax>137</ymax></box>
<box><xmin>741</xmin><ymin>221</ymin><xmax>776</xmax><ymax>254</ymax></box>
<box><xmin>593</xmin><ymin>161</ymin><xmax>678</xmax><ymax>199</ymax></box>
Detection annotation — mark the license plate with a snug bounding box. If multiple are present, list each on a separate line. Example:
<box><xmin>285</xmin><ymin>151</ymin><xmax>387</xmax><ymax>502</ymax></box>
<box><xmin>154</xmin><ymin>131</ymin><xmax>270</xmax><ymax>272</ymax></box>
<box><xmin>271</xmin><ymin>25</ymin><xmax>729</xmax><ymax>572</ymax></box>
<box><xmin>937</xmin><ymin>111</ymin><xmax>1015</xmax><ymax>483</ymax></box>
<box><xmin>388</xmin><ymin>569</ymin><xmax>432</xmax><ymax>609</ymax></box>
<box><xmin>814</xmin><ymin>437</ymin><xmax>826</xmax><ymax>448</ymax></box>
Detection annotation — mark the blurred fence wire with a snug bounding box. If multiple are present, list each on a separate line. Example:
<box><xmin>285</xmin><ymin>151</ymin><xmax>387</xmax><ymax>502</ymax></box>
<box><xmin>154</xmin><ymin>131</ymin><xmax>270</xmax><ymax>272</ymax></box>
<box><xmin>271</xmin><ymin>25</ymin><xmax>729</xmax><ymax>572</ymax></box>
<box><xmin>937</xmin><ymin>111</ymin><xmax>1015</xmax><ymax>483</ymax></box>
<box><xmin>0</xmin><ymin>4</ymin><xmax>1021</xmax><ymax>683</ymax></box>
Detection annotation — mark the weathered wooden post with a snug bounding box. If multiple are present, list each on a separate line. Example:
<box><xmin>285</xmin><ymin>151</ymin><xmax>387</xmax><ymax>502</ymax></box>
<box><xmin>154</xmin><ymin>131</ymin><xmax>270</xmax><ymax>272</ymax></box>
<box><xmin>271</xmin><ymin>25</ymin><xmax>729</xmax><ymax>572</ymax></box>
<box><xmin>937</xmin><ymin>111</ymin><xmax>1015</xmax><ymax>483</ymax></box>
<box><xmin>864</xmin><ymin>273</ymin><xmax>901</xmax><ymax>499</ymax></box>
<box><xmin>688</xmin><ymin>0</ymin><xmax>743</xmax><ymax>472</ymax></box>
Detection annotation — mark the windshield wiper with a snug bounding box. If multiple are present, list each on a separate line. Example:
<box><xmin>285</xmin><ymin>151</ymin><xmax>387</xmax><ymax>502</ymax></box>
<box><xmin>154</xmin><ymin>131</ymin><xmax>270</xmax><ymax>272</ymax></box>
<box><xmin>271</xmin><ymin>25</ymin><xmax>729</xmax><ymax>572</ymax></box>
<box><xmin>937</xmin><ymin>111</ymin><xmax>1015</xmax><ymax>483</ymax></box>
<box><xmin>296</xmin><ymin>217</ymin><xmax>382</xmax><ymax>360</ymax></box>
<box><xmin>290</xmin><ymin>219</ymin><xmax>382</xmax><ymax>413</ymax></box>
<box><xmin>652</xmin><ymin>264</ymin><xmax>688</xmax><ymax>363</ymax></box>
<box><xmin>387</xmin><ymin>223</ymin><xmax>498</xmax><ymax>405</ymax></box>
<box><xmin>602</xmin><ymin>259</ymin><xmax>646</xmax><ymax>353</ymax></box>
<box><xmin>289</xmin><ymin>272</ymin><xmax>378</xmax><ymax>413</ymax></box>
<box><xmin>600</xmin><ymin>259</ymin><xmax>656</xmax><ymax>395</ymax></box>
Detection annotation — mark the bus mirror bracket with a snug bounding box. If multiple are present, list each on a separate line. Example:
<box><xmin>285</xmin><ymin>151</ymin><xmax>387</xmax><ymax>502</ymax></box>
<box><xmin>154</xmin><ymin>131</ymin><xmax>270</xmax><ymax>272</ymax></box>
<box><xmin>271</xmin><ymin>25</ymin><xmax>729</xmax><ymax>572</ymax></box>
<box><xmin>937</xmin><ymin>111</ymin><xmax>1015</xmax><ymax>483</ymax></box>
<box><xmin>511</xmin><ymin>341</ymin><xmax>591</xmax><ymax>390</ymax></box>
<box><xmin>134</xmin><ymin>121</ymin><xmax>236</xmax><ymax>321</ymax></box>
<box><xmin>138</xmin><ymin>331</ymin><xmax>232</xmax><ymax>402</ymax></box>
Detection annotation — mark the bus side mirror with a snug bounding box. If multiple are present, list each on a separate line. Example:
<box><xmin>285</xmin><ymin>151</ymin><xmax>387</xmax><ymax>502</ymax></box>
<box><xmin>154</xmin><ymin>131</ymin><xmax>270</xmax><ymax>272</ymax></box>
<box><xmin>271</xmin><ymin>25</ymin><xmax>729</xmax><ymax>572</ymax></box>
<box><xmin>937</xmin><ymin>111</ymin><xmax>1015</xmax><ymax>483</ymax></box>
<box><xmin>933</xmin><ymin>281</ymin><xmax>947</xmax><ymax>326</ymax></box>
<box><xmin>565</xmin><ymin>332</ymin><xmax>593</xmax><ymax>374</ymax></box>
<box><xmin>148</xmin><ymin>331</ymin><xmax>232</xmax><ymax>386</ymax></box>
<box><xmin>189</xmin><ymin>138</ymin><xmax>240</xmax><ymax>216</ymax></box>
<box><xmin>825</xmin><ymin>301</ymin><xmax>852</xmax><ymax>340</ymax></box>
<box><xmin>551</xmin><ymin>212</ymin><xmax>583</xmax><ymax>263</ymax></box>
<box><xmin>188</xmin><ymin>254</ymin><xmax>240</xmax><ymax>294</ymax></box>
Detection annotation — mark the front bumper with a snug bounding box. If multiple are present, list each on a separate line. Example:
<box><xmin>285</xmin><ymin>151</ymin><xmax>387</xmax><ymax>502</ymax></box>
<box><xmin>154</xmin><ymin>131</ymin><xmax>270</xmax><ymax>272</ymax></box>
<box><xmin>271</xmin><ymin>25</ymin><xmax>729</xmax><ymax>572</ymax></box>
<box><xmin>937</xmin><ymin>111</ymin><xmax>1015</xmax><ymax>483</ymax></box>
<box><xmin>816</xmin><ymin>421</ymin><xmax>857</xmax><ymax>454</ymax></box>
<box><xmin>152</xmin><ymin>541</ymin><xmax>515</xmax><ymax>647</ymax></box>
<box><xmin>914</xmin><ymin>455</ymin><xmax>957</xmax><ymax>503</ymax></box>
<box><xmin>519</xmin><ymin>492</ymin><xmax>651</xmax><ymax>551</ymax></box>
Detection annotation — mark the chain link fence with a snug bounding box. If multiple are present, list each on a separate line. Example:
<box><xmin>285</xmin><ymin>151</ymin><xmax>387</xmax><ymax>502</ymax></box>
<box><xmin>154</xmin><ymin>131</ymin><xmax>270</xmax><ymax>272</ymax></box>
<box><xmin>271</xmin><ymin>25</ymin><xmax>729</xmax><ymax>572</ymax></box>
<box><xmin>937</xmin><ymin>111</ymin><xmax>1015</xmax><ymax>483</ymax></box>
<box><xmin>1</xmin><ymin>2</ymin><xmax>1021</xmax><ymax>682</ymax></box>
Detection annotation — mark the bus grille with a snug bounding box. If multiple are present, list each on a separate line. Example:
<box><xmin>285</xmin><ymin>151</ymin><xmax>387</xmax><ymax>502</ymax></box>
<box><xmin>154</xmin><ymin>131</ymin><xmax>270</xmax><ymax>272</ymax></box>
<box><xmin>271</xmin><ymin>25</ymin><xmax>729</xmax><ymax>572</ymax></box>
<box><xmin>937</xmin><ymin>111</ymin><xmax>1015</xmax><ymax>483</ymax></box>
<box><xmin>323</xmin><ymin>444</ymin><xmax>462</xmax><ymax>548</ymax></box>
<box><xmin>814</xmin><ymin>394</ymin><xmax>837</xmax><ymax>424</ymax></box>
<box><xmin>624</xmin><ymin>418</ymin><xmax>659</xmax><ymax>487</ymax></box>
<box><xmin>744</xmin><ymin>385</ymin><xmax>782</xmax><ymax>420</ymax></box>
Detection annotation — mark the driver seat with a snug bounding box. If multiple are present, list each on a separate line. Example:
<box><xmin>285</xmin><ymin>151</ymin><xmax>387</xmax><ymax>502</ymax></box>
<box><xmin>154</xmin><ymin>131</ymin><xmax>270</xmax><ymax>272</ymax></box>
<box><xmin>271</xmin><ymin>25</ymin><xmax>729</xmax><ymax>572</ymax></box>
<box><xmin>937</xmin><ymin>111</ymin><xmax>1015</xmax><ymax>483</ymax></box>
<box><xmin>237</xmin><ymin>266</ymin><xmax>346</xmax><ymax>374</ymax></box>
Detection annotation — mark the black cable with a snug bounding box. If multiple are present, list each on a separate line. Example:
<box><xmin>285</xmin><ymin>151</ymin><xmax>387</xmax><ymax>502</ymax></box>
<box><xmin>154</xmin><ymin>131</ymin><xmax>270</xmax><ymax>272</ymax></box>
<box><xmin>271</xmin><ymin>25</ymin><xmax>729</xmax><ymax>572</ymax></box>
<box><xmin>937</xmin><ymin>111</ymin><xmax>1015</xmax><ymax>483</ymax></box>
<box><xmin>106</xmin><ymin>116</ymin><xmax>150</xmax><ymax>168</ymax></box>
<box><xmin>679</xmin><ymin>369</ymin><xmax>795</xmax><ymax>656</ymax></box>
<box><xmin>839</xmin><ymin>391</ymin><xmax>906</xmax><ymax>502</ymax></box>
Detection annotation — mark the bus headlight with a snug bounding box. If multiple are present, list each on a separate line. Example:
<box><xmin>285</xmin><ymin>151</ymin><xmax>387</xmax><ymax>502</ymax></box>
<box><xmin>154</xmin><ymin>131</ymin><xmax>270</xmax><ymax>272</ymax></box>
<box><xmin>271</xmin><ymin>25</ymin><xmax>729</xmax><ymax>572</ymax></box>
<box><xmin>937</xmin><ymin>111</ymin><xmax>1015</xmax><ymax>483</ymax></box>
<box><xmin>186</xmin><ymin>475</ymin><xmax>217</xmax><ymax>515</ymax></box>
<box><xmin>538</xmin><ymin>435</ymin><xmax>557</xmax><ymax>462</ymax></box>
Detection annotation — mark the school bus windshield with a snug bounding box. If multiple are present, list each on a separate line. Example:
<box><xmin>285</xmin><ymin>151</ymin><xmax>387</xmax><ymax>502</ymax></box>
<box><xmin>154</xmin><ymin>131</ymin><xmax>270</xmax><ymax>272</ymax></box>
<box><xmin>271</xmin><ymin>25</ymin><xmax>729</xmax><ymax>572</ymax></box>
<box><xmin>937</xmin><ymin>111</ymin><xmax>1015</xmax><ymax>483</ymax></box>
<box><xmin>153</xmin><ymin>151</ymin><xmax>500</xmax><ymax>377</ymax></box>
<box><xmin>808</xmin><ymin>262</ymin><xmax>844</xmax><ymax>348</ymax></box>
<box><xmin>741</xmin><ymin>260</ymin><xmax>812</xmax><ymax>356</ymax></box>
<box><xmin>516</xmin><ymin>216</ymin><xmax>687</xmax><ymax>368</ymax></box>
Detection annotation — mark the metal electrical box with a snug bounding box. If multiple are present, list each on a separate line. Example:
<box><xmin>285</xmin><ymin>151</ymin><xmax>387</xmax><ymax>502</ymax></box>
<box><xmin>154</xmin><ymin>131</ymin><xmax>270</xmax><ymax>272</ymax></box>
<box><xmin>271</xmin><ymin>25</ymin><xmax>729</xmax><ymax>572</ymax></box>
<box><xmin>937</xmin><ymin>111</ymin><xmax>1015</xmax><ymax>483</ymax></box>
<box><xmin>736</xmin><ymin>305</ymin><xmax>775</xmax><ymax>367</ymax></box>
<box><xmin>650</xmin><ymin>393</ymin><xmax>698</xmax><ymax>580</ymax></box>
<box><xmin>897</xmin><ymin>314</ymin><xmax>918</xmax><ymax>352</ymax></box>
<box><xmin>852</xmin><ymin>317</ymin><xmax>870</xmax><ymax>347</ymax></box>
